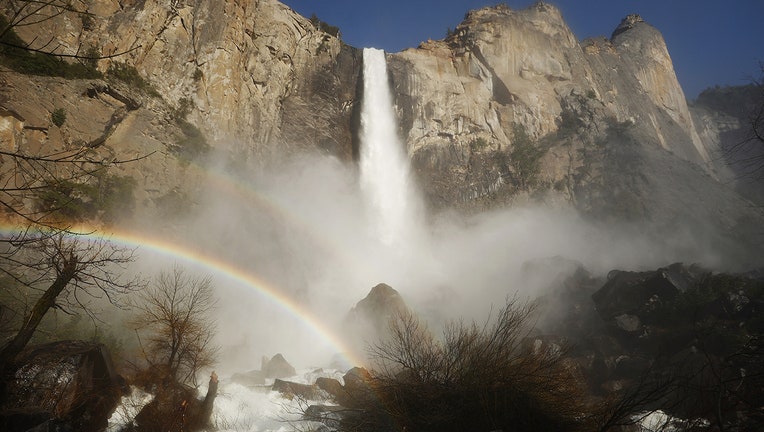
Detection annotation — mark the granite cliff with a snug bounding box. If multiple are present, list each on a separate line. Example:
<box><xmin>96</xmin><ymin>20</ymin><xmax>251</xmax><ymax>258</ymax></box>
<box><xmin>1</xmin><ymin>0</ymin><xmax>762</xmax><ymax>257</ymax></box>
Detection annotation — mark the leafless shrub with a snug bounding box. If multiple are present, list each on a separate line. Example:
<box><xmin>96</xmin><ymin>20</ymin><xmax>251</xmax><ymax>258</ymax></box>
<box><xmin>329</xmin><ymin>298</ymin><xmax>597</xmax><ymax>432</ymax></box>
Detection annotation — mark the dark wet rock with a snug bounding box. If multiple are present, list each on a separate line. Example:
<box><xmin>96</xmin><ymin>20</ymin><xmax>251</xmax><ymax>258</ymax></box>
<box><xmin>303</xmin><ymin>404</ymin><xmax>345</xmax><ymax>428</ymax></box>
<box><xmin>521</xmin><ymin>335</ymin><xmax>566</xmax><ymax>359</ymax></box>
<box><xmin>347</xmin><ymin>284</ymin><xmax>409</xmax><ymax>333</ymax></box>
<box><xmin>342</xmin><ymin>367</ymin><xmax>372</xmax><ymax>393</ymax></box>
<box><xmin>344</xmin><ymin>283</ymin><xmax>411</xmax><ymax>350</ymax></box>
<box><xmin>132</xmin><ymin>371</ymin><xmax>218</xmax><ymax>432</ymax></box>
<box><xmin>0</xmin><ymin>340</ymin><xmax>123</xmax><ymax>432</ymax></box>
<box><xmin>315</xmin><ymin>377</ymin><xmax>343</xmax><ymax>399</ymax></box>
<box><xmin>613</xmin><ymin>355</ymin><xmax>651</xmax><ymax>378</ymax></box>
<box><xmin>566</xmin><ymin>264</ymin><xmax>764</xmax><ymax>427</ymax></box>
<box><xmin>0</xmin><ymin>408</ymin><xmax>52</xmax><ymax>432</ymax></box>
<box><xmin>272</xmin><ymin>379</ymin><xmax>325</xmax><ymax>400</ymax></box>
<box><xmin>329</xmin><ymin>367</ymin><xmax>376</xmax><ymax>410</ymax></box>
<box><xmin>613</xmin><ymin>313</ymin><xmax>641</xmax><ymax>333</ymax></box>
<box><xmin>262</xmin><ymin>353</ymin><xmax>296</xmax><ymax>379</ymax></box>
<box><xmin>592</xmin><ymin>263</ymin><xmax>707</xmax><ymax>324</ymax></box>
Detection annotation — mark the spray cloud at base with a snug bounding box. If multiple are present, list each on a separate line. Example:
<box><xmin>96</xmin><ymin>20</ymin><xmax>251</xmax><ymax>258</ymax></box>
<box><xmin>112</xmin><ymin>48</ymin><xmax>737</xmax><ymax>375</ymax></box>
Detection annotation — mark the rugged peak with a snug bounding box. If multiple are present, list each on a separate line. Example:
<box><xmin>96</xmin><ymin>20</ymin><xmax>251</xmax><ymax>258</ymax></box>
<box><xmin>463</xmin><ymin>3</ymin><xmax>511</xmax><ymax>22</ymax></box>
<box><xmin>526</xmin><ymin>1</ymin><xmax>565</xmax><ymax>20</ymax></box>
<box><xmin>611</xmin><ymin>13</ymin><xmax>645</xmax><ymax>39</ymax></box>
<box><xmin>460</xmin><ymin>1</ymin><xmax>566</xmax><ymax>30</ymax></box>
<box><xmin>605</xmin><ymin>11</ymin><xmax>709</xmax><ymax>166</ymax></box>
<box><xmin>344</xmin><ymin>283</ymin><xmax>410</xmax><ymax>344</ymax></box>
<box><xmin>354</xmin><ymin>283</ymin><xmax>407</xmax><ymax>314</ymax></box>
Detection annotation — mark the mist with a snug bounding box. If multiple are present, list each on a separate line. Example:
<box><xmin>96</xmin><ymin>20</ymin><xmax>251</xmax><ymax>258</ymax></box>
<box><xmin>115</xmin><ymin>142</ymin><xmax>732</xmax><ymax>376</ymax></box>
<box><xmin>110</xmin><ymin>50</ymin><xmax>738</xmax><ymax>375</ymax></box>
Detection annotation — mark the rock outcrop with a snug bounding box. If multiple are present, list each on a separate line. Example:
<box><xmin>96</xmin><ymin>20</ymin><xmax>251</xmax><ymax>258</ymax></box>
<box><xmin>381</xmin><ymin>4</ymin><xmax>763</xmax><ymax>261</ymax></box>
<box><xmin>345</xmin><ymin>283</ymin><xmax>410</xmax><ymax>345</ymax></box>
<box><xmin>1</xmin><ymin>0</ymin><xmax>360</xmax><ymax>225</ymax></box>
<box><xmin>262</xmin><ymin>353</ymin><xmax>297</xmax><ymax>379</ymax></box>
<box><xmin>230</xmin><ymin>353</ymin><xmax>296</xmax><ymax>387</ymax></box>
<box><xmin>386</xmin><ymin>5</ymin><xmax>727</xmax><ymax>205</ymax></box>
<box><xmin>4</xmin><ymin>0</ymin><xmax>360</xmax><ymax>161</ymax></box>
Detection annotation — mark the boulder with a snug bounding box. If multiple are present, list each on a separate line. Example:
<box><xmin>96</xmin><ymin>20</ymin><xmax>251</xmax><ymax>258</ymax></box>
<box><xmin>613</xmin><ymin>355</ymin><xmax>652</xmax><ymax>378</ymax></box>
<box><xmin>347</xmin><ymin>284</ymin><xmax>409</xmax><ymax>327</ymax></box>
<box><xmin>0</xmin><ymin>408</ymin><xmax>52</xmax><ymax>432</ymax></box>
<box><xmin>0</xmin><ymin>340</ymin><xmax>123</xmax><ymax>432</ymax></box>
<box><xmin>262</xmin><ymin>353</ymin><xmax>296</xmax><ymax>379</ymax></box>
<box><xmin>614</xmin><ymin>313</ymin><xmax>641</xmax><ymax>333</ymax></box>
<box><xmin>132</xmin><ymin>372</ymin><xmax>218</xmax><ymax>432</ymax></box>
<box><xmin>272</xmin><ymin>379</ymin><xmax>325</xmax><ymax>400</ymax></box>
<box><xmin>521</xmin><ymin>335</ymin><xmax>566</xmax><ymax>358</ymax></box>
<box><xmin>331</xmin><ymin>367</ymin><xmax>375</xmax><ymax>409</ymax></box>
<box><xmin>315</xmin><ymin>377</ymin><xmax>344</xmax><ymax>399</ymax></box>
<box><xmin>303</xmin><ymin>404</ymin><xmax>346</xmax><ymax>428</ymax></box>
<box><xmin>345</xmin><ymin>283</ymin><xmax>410</xmax><ymax>344</ymax></box>
<box><xmin>592</xmin><ymin>263</ymin><xmax>707</xmax><ymax>323</ymax></box>
<box><xmin>342</xmin><ymin>367</ymin><xmax>372</xmax><ymax>393</ymax></box>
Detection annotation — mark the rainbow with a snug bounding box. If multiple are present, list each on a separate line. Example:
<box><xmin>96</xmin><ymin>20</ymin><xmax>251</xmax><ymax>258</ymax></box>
<box><xmin>0</xmin><ymin>223</ymin><xmax>366</xmax><ymax>368</ymax></box>
<box><xmin>179</xmin><ymin>161</ymin><xmax>377</xmax><ymax>280</ymax></box>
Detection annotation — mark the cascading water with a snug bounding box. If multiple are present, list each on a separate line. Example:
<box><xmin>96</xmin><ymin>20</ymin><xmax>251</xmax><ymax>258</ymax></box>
<box><xmin>359</xmin><ymin>48</ymin><xmax>416</xmax><ymax>246</ymax></box>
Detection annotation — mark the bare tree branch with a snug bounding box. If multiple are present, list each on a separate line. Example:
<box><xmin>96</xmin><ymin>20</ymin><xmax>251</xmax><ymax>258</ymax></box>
<box><xmin>131</xmin><ymin>265</ymin><xmax>218</xmax><ymax>387</ymax></box>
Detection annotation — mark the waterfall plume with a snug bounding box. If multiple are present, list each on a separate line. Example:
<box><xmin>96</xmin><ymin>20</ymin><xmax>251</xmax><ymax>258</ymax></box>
<box><xmin>359</xmin><ymin>48</ymin><xmax>418</xmax><ymax>246</ymax></box>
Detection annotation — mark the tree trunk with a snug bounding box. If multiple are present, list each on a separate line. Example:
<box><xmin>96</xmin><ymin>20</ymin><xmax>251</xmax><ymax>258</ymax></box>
<box><xmin>198</xmin><ymin>371</ymin><xmax>218</xmax><ymax>428</ymax></box>
<box><xmin>0</xmin><ymin>253</ymin><xmax>77</xmax><ymax>371</ymax></box>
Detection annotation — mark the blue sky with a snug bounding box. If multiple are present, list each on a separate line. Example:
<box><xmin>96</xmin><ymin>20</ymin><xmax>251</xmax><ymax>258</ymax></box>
<box><xmin>281</xmin><ymin>0</ymin><xmax>764</xmax><ymax>99</ymax></box>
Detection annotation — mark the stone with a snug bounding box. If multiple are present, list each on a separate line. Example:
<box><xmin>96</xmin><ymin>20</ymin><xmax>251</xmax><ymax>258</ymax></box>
<box><xmin>345</xmin><ymin>283</ymin><xmax>410</xmax><ymax>344</ymax></box>
<box><xmin>591</xmin><ymin>263</ymin><xmax>706</xmax><ymax>322</ymax></box>
<box><xmin>614</xmin><ymin>314</ymin><xmax>641</xmax><ymax>332</ymax></box>
<box><xmin>303</xmin><ymin>404</ymin><xmax>345</xmax><ymax>428</ymax></box>
<box><xmin>342</xmin><ymin>367</ymin><xmax>371</xmax><ymax>391</ymax></box>
<box><xmin>262</xmin><ymin>353</ymin><xmax>296</xmax><ymax>379</ymax></box>
<box><xmin>315</xmin><ymin>377</ymin><xmax>344</xmax><ymax>399</ymax></box>
<box><xmin>272</xmin><ymin>379</ymin><xmax>325</xmax><ymax>400</ymax></box>
<box><xmin>0</xmin><ymin>341</ymin><xmax>124</xmax><ymax>432</ymax></box>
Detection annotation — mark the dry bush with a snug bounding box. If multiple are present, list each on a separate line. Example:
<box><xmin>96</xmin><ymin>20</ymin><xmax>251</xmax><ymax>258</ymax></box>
<box><xmin>356</xmin><ymin>298</ymin><xmax>595</xmax><ymax>432</ymax></box>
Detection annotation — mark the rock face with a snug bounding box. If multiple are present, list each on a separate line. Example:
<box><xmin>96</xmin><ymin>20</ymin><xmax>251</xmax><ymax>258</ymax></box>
<box><xmin>386</xmin><ymin>5</ymin><xmax>730</xmax><ymax>206</ymax></box>
<box><xmin>382</xmin><ymin>4</ymin><xmax>763</xmax><ymax>260</ymax></box>
<box><xmin>691</xmin><ymin>84</ymin><xmax>764</xmax><ymax>205</ymax></box>
<box><xmin>1</xmin><ymin>0</ymin><xmax>763</xmax><ymax>256</ymax></box>
<box><xmin>3</xmin><ymin>0</ymin><xmax>360</xmax><ymax>161</ymax></box>
<box><xmin>1</xmin><ymin>0</ymin><xmax>360</xmax><ymax>225</ymax></box>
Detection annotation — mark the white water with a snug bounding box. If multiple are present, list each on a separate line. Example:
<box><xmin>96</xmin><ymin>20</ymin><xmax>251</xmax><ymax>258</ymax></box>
<box><xmin>359</xmin><ymin>48</ymin><xmax>418</xmax><ymax>246</ymax></box>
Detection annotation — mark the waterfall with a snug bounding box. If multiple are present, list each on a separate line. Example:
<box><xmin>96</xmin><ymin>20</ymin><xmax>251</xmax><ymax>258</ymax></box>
<box><xmin>359</xmin><ymin>48</ymin><xmax>415</xmax><ymax>246</ymax></box>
